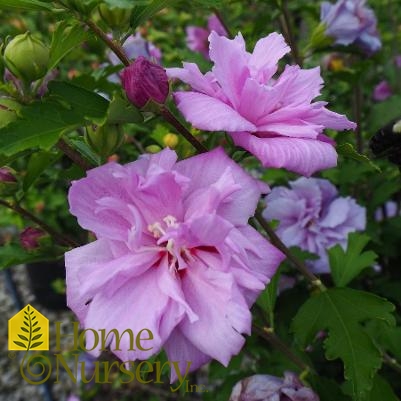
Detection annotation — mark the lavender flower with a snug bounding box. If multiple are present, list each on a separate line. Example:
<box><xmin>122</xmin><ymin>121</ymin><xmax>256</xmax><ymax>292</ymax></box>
<box><xmin>186</xmin><ymin>15</ymin><xmax>228</xmax><ymax>59</ymax></box>
<box><xmin>263</xmin><ymin>177</ymin><xmax>366</xmax><ymax>274</ymax></box>
<box><xmin>320</xmin><ymin>0</ymin><xmax>381</xmax><ymax>54</ymax></box>
<box><xmin>229</xmin><ymin>372</ymin><xmax>320</xmax><ymax>401</ymax></box>
<box><xmin>373</xmin><ymin>81</ymin><xmax>392</xmax><ymax>102</ymax></box>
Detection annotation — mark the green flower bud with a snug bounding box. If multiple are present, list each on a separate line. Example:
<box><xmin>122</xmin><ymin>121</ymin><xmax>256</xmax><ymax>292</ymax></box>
<box><xmin>4</xmin><ymin>32</ymin><xmax>49</xmax><ymax>83</ymax></box>
<box><xmin>85</xmin><ymin>124</ymin><xmax>125</xmax><ymax>159</ymax></box>
<box><xmin>145</xmin><ymin>144</ymin><xmax>162</xmax><ymax>154</ymax></box>
<box><xmin>98</xmin><ymin>4</ymin><xmax>131</xmax><ymax>30</ymax></box>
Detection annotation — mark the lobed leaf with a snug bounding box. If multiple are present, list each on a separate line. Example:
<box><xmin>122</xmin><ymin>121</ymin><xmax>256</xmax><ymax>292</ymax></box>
<box><xmin>328</xmin><ymin>233</ymin><xmax>377</xmax><ymax>287</ymax></box>
<box><xmin>292</xmin><ymin>288</ymin><xmax>395</xmax><ymax>401</ymax></box>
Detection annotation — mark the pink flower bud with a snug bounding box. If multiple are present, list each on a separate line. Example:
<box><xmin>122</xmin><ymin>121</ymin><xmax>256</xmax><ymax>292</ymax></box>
<box><xmin>20</xmin><ymin>227</ymin><xmax>45</xmax><ymax>250</ymax></box>
<box><xmin>0</xmin><ymin>167</ymin><xmax>16</xmax><ymax>183</ymax></box>
<box><xmin>121</xmin><ymin>56</ymin><xmax>169</xmax><ymax>108</ymax></box>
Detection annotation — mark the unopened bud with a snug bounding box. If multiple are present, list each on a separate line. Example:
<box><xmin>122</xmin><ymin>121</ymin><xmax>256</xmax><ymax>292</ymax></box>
<box><xmin>0</xmin><ymin>167</ymin><xmax>16</xmax><ymax>183</ymax></box>
<box><xmin>85</xmin><ymin>124</ymin><xmax>125</xmax><ymax>159</ymax></box>
<box><xmin>163</xmin><ymin>133</ymin><xmax>179</xmax><ymax>148</ymax></box>
<box><xmin>20</xmin><ymin>227</ymin><xmax>46</xmax><ymax>250</ymax></box>
<box><xmin>145</xmin><ymin>144</ymin><xmax>162</xmax><ymax>153</ymax></box>
<box><xmin>3</xmin><ymin>32</ymin><xmax>49</xmax><ymax>83</ymax></box>
<box><xmin>0</xmin><ymin>167</ymin><xmax>17</xmax><ymax>196</ymax></box>
<box><xmin>121</xmin><ymin>56</ymin><xmax>169</xmax><ymax>108</ymax></box>
<box><xmin>98</xmin><ymin>4</ymin><xmax>131</xmax><ymax>30</ymax></box>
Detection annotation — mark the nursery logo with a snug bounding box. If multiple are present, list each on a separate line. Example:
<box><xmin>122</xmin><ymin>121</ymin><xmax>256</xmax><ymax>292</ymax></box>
<box><xmin>8</xmin><ymin>304</ymin><xmax>49</xmax><ymax>351</ymax></box>
<box><xmin>7</xmin><ymin>305</ymin><xmax>205</xmax><ymax>393</ymax></box>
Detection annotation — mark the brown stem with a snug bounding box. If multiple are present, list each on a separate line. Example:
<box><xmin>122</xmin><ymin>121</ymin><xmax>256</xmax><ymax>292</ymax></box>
<box><xmin>0</xmin><ymin>199</ymin><xmax>79</xmax><ymax>248</ymax></box>
<box><xmin>279</xmin><ymin>0</ymin><xmax>302</xmax><ymax>66</ymax></box>
<box><xmin>253</xmin><ymin>325</ymin><xmax>312</xmax><ymax>373</ymax></box>
<box><xmin>254</xmin><ymin>209</ymin><xmax>325</xmax><ymax>290</ymax></box>
<box><xmin>85</xmin><ymin>19</ymin><xmax>130</xmax><ymax>67</ymax></box>
<box><xmin>159</xmin><ymin>106</ymin><xmax>208</xmax><ymax>153</ymax></box>
<box><xmin>56</xmin><ymin>138</ymin><xmax>93</xmax><ymax>171</ymax></box>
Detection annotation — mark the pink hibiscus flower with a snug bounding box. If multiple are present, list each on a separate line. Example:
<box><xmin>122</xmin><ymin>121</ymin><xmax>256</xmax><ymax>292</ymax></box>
<box><xmin>65</xmin><ymin>148</ymin><xmax>284</xmax><ymax>378</ymax></box>
<box><xmin>167</xmin><ymin>32</ymin><xmax>356</xmax><ymax>176</ymax></box>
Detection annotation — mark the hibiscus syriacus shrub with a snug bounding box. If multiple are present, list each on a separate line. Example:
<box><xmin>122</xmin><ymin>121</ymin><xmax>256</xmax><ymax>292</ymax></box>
<box><xmin>1</xmin><ymin>1</ymin><xmax>401</xmax><ymax>401</ymax></box>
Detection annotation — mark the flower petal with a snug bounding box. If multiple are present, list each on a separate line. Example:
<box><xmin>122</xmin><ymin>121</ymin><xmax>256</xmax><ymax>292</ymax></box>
<box><xmin>231</xmin><ymin>132</ymin><xmax>338</xmax><ymax>176</ymax></box>
<box><xmin>249</xmin><ymin>32</ymin><xmax>290</xmax><ymax>83</ymax></box>
<box><xmin>209</xmin><ymin>31</ymin><xmax>250</xmax><ymax>108</ymax></box>
<box><xmin>173</xmin><ymin>91</ymin><xmax>256</xmax><ymax>132</ymax></box>
<box><xmin>176</xmin><ymin>147</ymin><xmax>266</xmax><ymax>225</ymax></box>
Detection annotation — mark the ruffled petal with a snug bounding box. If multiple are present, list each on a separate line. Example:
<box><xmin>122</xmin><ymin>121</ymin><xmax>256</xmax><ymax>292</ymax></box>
<box><xmin>174</xmin><ymin>91</ymin><xmax>256</xmax><ymax>132</ymax></box>
<box><xmin>209</xmin><ymin>31</ymin><xmax>250</xmax><ymax>108</ymax></box>
<box><xmin>231</xmin><ymin>131</ymin><xmax>338</xmax><ymax>176</ymax></box>
<box><xmin>249</xmin><ymin>32</ymin><xmax>290</xmax><ymax>83</ymax></box>
<box><xmin>176</xmin><ymin>147</ymin><xmax>266</xmax><ymax>225</ymax></box>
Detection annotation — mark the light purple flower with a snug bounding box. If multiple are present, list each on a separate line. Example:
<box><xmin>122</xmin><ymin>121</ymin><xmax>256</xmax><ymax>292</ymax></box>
<box><xmin>373</xmin><ymin>80</ymin><xmax>392</xmax><ymax>102</ymax></box>
<box><xmin>167</xmin><ymin>32</ymin><xmax>356</xmax><ymax>176</ymax></box>
<box><xmin>263</xmin><ymin>177</ymin><xmax>366</xmax><ymax>274</ymax></box>
<box><xmin>65</xmin><ymin>148</ymin><xmax>284</xmax><ymax>379</ymax></box>
<box><xmin>186</xmin><ymin>14</ymin><xmax>228</xmax><ymax>59</ymax></box>
<box><xmin>375</xmin><ymin>201</ymin><xmax>398</xmax><ymax>221</ymax></box>
<box><xmin>320</xmin><ymin>0</ymin><xmax>381</xmax><ymax>54</ymax></box>
<box><xmin>229</xmin><ymin>372</ymin><xmax>320</xmax><ymax>401</ymax></box>
<box><xmin>108</xmin><ymin>32</ymin><xmax>161</xmax><ymax>66</ymax></box>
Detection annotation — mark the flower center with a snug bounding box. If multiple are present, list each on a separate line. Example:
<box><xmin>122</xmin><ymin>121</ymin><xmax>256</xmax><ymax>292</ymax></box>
<box><xmin>147</xmin><ymin>215</ymin><xmax>192</xmax><ymax>272</ymax></box>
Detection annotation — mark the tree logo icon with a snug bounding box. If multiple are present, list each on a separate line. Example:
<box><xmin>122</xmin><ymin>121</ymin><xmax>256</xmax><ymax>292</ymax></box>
<box><xmin>8</xmin><ymin>304</ymin><xmax>49</xmax><ymax>351</ymax></box>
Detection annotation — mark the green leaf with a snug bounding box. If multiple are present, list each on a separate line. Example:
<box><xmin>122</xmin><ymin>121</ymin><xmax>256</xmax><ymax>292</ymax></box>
<box><xmin>49</xmin><ymin>21</ymin><xmax>89</xmax><ymax>70</ymax></box>
<box><xmin>0</xmin><ymin>82</ymin><xmax>109</xmax><ymax>156</ymax></box>
<box><xmin>13</xmin><ymin>341</ymin><xmax>27</xmax><ymax>348</ymax></box>
<box><xmin>256</xmin><ymin>268</ymin><xmax>281</xmax><ymax>327</ymax></box>
<box><xmin>23</xmin><ymin>151</ymin><xmax>61</xmax><ymax>192</ymax></box>
<box><xmin>292</xmin><ymin>288</ymin><xmax>395</xmax><ymax>401</ymax></box>
<box><xmin>0</xmin><ymin>0</ymin><xmax>52</xmax><ymax>10</ymax></box>
<box><xmin>103</xmin><ymin>0</ymin><xmax>139</xmax><ymax>7</ymax></box>
<box><xmin>131</xmin><ymin>0</ymin><xmax>179</xmax><ymax>29</ymax></box>
<box><xmin>368</xmin><ymin>95</ymin><xmax>401</xmax><ymax>134</ymax></box>
<box><xmin>337</xmin><ymin>143</ymin><xmax>381</xmax><ymax>172</ymax></box>
<box><xmin>48</xmin><ymin>81</ymin><xmax>109</xmax><ymax>123</ymax></box>
<box><xmin>102</xmin><ymin>93</ymin><xmax>143</xmax><ymax>125</ymax></box>
<box><xmin>0</xmin><ymin>244</ymin><xmax>59</xmax><ymax>270</ymax></box>
<box><xmin>365</xmin><ymin>375</ymin><xmax>400</xmax><ymax>401</ymax></box>
<box><xmin>328</xmin><ymin>233</ymin><xmax>377</xmax><ymax>287</ymax></box>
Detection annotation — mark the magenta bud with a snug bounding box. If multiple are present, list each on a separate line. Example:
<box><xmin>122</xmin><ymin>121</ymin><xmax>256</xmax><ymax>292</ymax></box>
<box><xmin>121</xmin><ymin>56</ymin><xmax>169</xmax><ymax>108</ymax></box>
<box><xmin>20</xmin><ymin>227</ymin><xmax>45</xmax><ymax>250</ymax></box>
<box><xmin>0</xmin><ymin>167</ymin><xmax>16</xmax><ymax>183</ymax></box>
